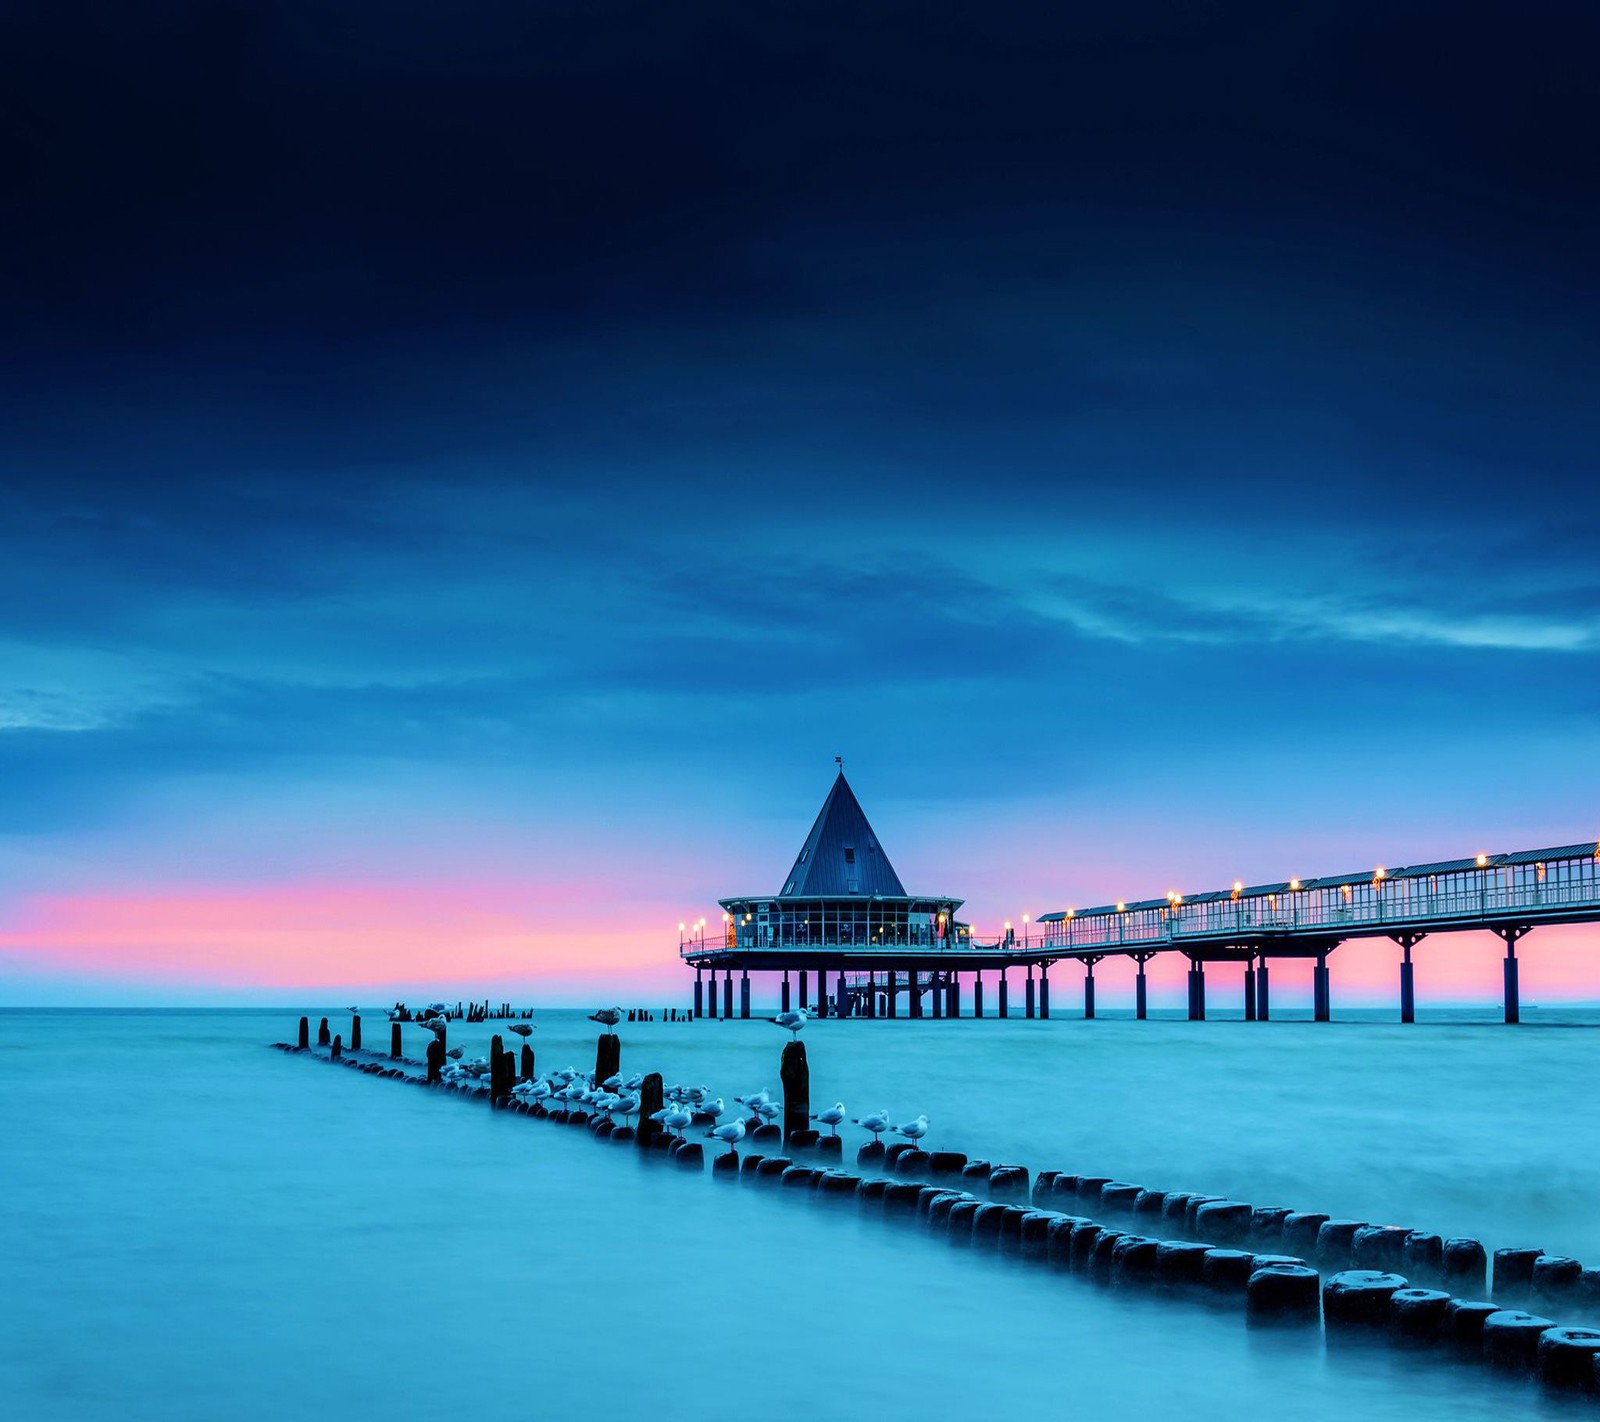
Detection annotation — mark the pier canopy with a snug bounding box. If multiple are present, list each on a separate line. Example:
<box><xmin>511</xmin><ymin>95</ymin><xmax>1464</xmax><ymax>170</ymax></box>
<box><xmin>701</xmin><ymin>771</ymin><xmax>965</xmax><ymax>953</ymax></box>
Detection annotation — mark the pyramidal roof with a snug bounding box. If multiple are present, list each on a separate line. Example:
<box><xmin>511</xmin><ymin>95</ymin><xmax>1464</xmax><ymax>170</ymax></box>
<box><xmin>778</xmin><ymin>772</ymin><xmax>907</xmax><ymax>898</ymax></box>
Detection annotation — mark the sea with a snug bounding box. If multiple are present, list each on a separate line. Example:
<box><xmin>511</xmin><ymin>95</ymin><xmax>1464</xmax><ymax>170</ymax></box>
<box><xmin>4</xmin><ymin>1004</ymin><xmax>1598</xmax><ymax>1420</ymax></box>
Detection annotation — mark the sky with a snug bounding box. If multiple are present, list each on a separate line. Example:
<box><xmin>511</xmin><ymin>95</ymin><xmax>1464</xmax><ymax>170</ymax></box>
<box><xmin>2</xmin><ymin>1</ymin><xmax>1598</xmax><ymax>1006</ymax></box>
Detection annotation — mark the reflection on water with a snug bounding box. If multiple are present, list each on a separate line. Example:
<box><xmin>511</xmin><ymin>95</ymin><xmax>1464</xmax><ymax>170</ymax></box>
<box><xmin>2</xmin><ymin>1008</ymin><xmax>1594</xmax><ymax>1421</ymax></box>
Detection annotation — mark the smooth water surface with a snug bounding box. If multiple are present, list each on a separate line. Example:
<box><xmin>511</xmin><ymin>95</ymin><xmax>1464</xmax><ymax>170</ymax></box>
<box><xmin>4</xmin><ymin>1007</ymin><xmax>1596</xmax><ymax>1421</ymax></box>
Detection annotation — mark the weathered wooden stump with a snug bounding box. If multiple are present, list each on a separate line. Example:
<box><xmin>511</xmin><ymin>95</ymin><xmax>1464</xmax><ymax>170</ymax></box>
<box><xmin>317</xmin><ymin>1017</ymin><xmax>330</xmax><ymax>1046</ymax></box>
<box><xmin>390</xmin><ymin>1023</ymin><xmax>402</xmax><ymax>1059</ymax></box>
<box><xmin>1388</xmin><ymin>1287</ymin><xmax>1451</xmax><ymax>1342</ymax></box>
<box><xmin>520</xmin><ymin>1043</ymin><xmax>536</xmax><ymax>1081</ymax></box>
<box><xmin>780</xmin><ymin>1040</ymin><xmax>809</xmax><ymax>1143</ymax></box>
<box><xmin>351</xmin><ymin>1014</ymin><xmax>361</xmax><ymax>1051</ymax></box>
<box><xmin>426</xmin><ymin>1037</ymin><xmax>445</xmax><ymax>1083</ymax></box>
<box><xmin>1323</xmin><ymin>1270</ymin><xmax>1407</xmax><ymax>1330</ymax></box>
<box><xmin>594</xmin><ymin>1032</ymin><xmax>621</xmax><ymax>1087</ymax></box>
<box><xmin>1483</xmin><ymin>1309</ymin><xmax>1555</xmax><ymax>1371</ymax></box>
<box><xmin>1492</xmin><ymin>1246</ymin><xmax>1542</xmax><ymax>1305</ymax></box>
<box><xmin>297</xmin><ymin>1016</ymin><xmax>310</xmax><ymax>1049</ymax></box>
<box><xmin>1537</xmin><ymin>1326</ymin><xmax>1600</xmax><ymax>1389</ymax></box>
<box><xmin>1442</xmin><ymin>1237</ymin><xmax>1488</xmax><ymax>1296</ymax></box>
<box><xmin>637</xmin><ymin>1072</ymin><xmax>664</xmax><ymax>1149</ymax></box>
<box><xmin>330</xmin><ymin>1033</ymin><xmax>342</xmax><ymax>1059</ymax></box>
<box><xmin>1247</xmin><ymin>1264</ymin><xmax>1321</xmax><ymax>1326</ymax></box>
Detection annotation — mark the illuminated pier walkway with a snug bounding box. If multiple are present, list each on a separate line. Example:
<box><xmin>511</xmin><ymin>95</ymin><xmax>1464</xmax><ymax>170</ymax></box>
<box><xmin>679</xmin><ymin>774</ymin><xmax>1600</xmax><ymax>1025</ymax></box>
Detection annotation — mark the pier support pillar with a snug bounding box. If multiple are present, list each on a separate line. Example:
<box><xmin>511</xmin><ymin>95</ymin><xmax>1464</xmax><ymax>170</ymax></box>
<box><xmin>866</xmin><ymin>971</ymin><xmax>876</xmax><ymax>1019</ymax></box>
<box><xmin>1187</xmin><ymin>961</ymin><xmax>1206</xmax><ymax>1021</ymax></box>
<box><xmin>910</xmin><ymin>970</ymin><xmax>923</xmax><ymax>1018</ymax></box>
<box><xmin>694</xmin><ymin>971</ymin><xmax>704</xmax><ymax>1019</ymax></box>
<box><xmin>949</xmin><ymin>975</ymin><xmax>960</xmax><ymax>1018</ymax></box>
<box><xmin>838</xmin><ymin>971</ymin><xmax>848</xmax><ymax>1018</ymax></box>
<box><xmin>799</xmin><ymin>971</ymin><xmax>809</xmax><ymax>1011</ymax></box>
<box><xmin>740</xmin><ymin>971</ymin><xmax>750</xmax><ymax>1019</ymax></box>
<box><xmin>887</xmin><ymin>971</ymin><xmax>898</xmax><ymax>1018</ymax></box>
<box><xmin>999</xmin><ymin>971</ymin><xmax>1010</xmax><ymax>1019</ymax></box>
<box><xmin>1256</xmin><ymin>959</ymin><xmax>1270</xmax><ymax>1021</ymax></box>
<box><xmin>932</xmin><ymin>973</ymin><xmax>943</xmax><ymax>1018</ymax></box>
<box><xmin>723</xmin><ymin>972</ymin><xmax>734</xmax><ymax>1019</ymax></box>
<box><xmin>1135</xmin><ymin>962</ymin><xmax>1147</xmax><ymax>1020</ymax></box>
<box><xmin>1313</xmin><ymin>955</ymin><xmax>1330</xmax><ymax>1022</ymax></box>
<box><xmin>781</xmin><ymin>972</ymin><xmax>790</xmax><ymax>1013</ymax></box>
<box><xmin>1025</xmin><ymin>966</ymin><xmax>1036</xmax><ymax>1019</ymax></box>
<box><xmin>1496</xmin><ymin>927</ymin><xmax>1530</xmax><ymax>1024</ymax></box>
<box><xmin>1084</xmin><ymin>962</ymin><xmax>1096</xmax><ymax>1020</ymax></box>
<box><xmin>974</xmin><ymin>972</ymin><xmax>984</xmax><ymax>1019</ymax></box>
<box><xmin>1039</xmin><ymin>969</ymin><xmax>1050</xmax><ymax>1019</ymax></box>
<box><xmin>1243</xmin><ymin>963</ymin><xmax>1256</xmax><ymax>1021</ymax></box>
<box><xmin>1401</xmin><ymin>953</ymin><xmax>1414</xmax><ymax>1024</ymax></box>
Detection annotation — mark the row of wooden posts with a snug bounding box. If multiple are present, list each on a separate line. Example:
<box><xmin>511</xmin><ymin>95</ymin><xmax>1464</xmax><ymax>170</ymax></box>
<box><xmin>283</xmin><ymin>1015</ymin><xmax>1600</xmax><ymax>1392</ymax></box>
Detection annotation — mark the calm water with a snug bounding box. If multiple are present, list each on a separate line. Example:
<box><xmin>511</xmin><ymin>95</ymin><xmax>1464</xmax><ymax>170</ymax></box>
<box><xmin>4</xmin><ymin>1006</ymin><xmax>1597</xmax><ymax>1421</ymax></box>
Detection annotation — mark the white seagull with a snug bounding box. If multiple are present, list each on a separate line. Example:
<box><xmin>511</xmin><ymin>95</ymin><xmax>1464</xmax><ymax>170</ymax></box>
<box><xmin>811</xmin><ymin>1102</ymin><xmax>847</xmax><ymax>1135</ymax></box>
<box><xmin>853</xmin><ymin>1108</ymin><xmax>893</xmax><ymax>1141</ymax></box>
<box><xmin>891</xmin><ymin>1114</ymin><xmax>929</xmax><ymax>1145</ymax></box>
<box><xmin>707</xmin><ymin>1118</ymin><xmax>746</xmax><ymax>1153</ymax></box>
<box><xmin>768</xmin><ymin>1008</ymin><xmax>808</xmax><ymax>1038</ymax></box>
<box><xmin>589</xmin><ymin>1007</ymin><xmax>624</xmax><ymax>1029</ymax></box>
<box><xmin>509</xmin><ymin>1023</ymin><xmax>535</xmax><ymax>1040</ymax></box>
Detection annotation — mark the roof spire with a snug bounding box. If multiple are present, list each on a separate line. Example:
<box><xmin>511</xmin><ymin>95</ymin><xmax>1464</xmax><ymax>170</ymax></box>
<box><xmin>778</xmin><ymin>770</ymin><xmax>905</xmax><ymax>897</ymax></box>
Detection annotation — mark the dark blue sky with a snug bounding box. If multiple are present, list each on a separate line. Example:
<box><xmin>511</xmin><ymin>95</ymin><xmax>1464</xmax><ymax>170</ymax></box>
<box><xmin>2</xmin><ymin>1</ymin><xmax>1598</xmax><ymax>997</ymax></box>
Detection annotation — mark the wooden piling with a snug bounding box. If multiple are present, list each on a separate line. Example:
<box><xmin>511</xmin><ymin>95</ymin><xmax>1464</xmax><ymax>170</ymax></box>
<box><xmin>520</xmin><ymin>1043</ymin><xmax>535</xmax><ymax>1080</ymax></box>
<box><xmin>317</xmin><ymin>1017</ymin><xmax>330</xmax><ymax>1046</ymax></box>
<box><xmin>781</xmin><ymin>1040</ymin><xmax>809</xmax><ymax>1143</ymax></box>
<box><xmin>595</xmin><ymin>1031</ymin><xmax>621</xmax><ymax>1086</ymax></box>
<box><xmin>330</xmin><ymin>1033</ymin><xmax>342</xmax><ymax>1059</ymax></box>
<box><xmin>426</xmin><ymin>1036</ymin><xmax>444</xmax><ymax>1082</ymax></box>
<box><xmin>297</xmin><ymin>1016</ymin><xmax>310</xmax><ymax>1050</ymax></box>
<box><xmin>390</xmin><ymin>1022</ymin><xmax>402</xmax><ymax>1058</ymax></box>
<box><xmin>637</xmin><ymin>1072</ymin><xmax>664</xmax><ymax>1149</ymax></box>
<box><xmin>350</xmin><ymin>1014</ymin><xmax>361</xmax><ymax>1051</ymax></box>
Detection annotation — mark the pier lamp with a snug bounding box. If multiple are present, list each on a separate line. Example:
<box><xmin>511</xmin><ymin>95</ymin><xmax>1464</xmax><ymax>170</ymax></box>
<box><xmin>1476</xmin><ymin>852</ymin><xmax>1488</xmax><ymax>867</ymax></box>
<box><xmin>1374</xmin><ymin>866</ymin><xmax>1387</xmax><ymax>884</ymax></box>
<box><xmin>1289</xmin><ymin>878</ymin><xmax>1301</xmax><ymax>891</ymax></box>
<box><xmin>1115</xmin><ymin>901</ymin><xmax>1125</xmax><ymax>912</ymax></box>
<box><xmin>1022</xmin><ymin>913</ymin><xmax>1029</xmax><ymax>943</ymax></box>
<box><xmin>1231</xmin><ymin>881</ymin><xmax>1243</xmax><ymax>902</ymax></box>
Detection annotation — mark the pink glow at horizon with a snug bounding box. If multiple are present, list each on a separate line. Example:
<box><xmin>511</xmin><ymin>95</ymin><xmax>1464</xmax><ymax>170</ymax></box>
<box><xmin>5</xmin><ymin>874</ymin><xmax>1600</xmax><ymax>1007</ymax></box>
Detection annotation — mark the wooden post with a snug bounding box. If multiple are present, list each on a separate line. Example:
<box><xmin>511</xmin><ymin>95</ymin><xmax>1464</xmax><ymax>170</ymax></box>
<box><xmin>490</xmin><ymin>1034</ymin><xmax>506</xmax><ymax>1103</ymax></box>
<box><xmin>426</xmin><ymin>1037</ymin><xmax>444</xmax><ymax>1082</ymax></box>
<box><xmin>297</xmin><ymin>1016</ymin><xmax>310</xmax><ymax>1049</ymax></box>
<box><xmin>637</xmin><ymin>1071</ymin><xmax>664</xmax><ymax>1148</ymax></box>
<box><xmin>330</xmin><ymin>1033</ymin><xmax>342</xmax><ymax>1059</ymax></box>
<box><xmin>351</xmin><ymin>1014</ymin><xmax>361</xmax><ymax>1051</ymax></box>
<box><xmin>390</xmin><ymin>1022</ymin><xmax>402</xmax><ymax>1058</ymax></box>
<box><xmin>781</xmin><ymin>1040</ymin><xmax>810</xmax><ymax>1143</ymax></box>
<box><xmin>595</xmin><ymin>1031</ymin><xmax>621</xmax><ymax>1086</ymax></box>
<box><xmin>520</xmin><ymin>1043</ymin><xmax>535</xmax><ymax>1080</ymax></box>
<box><xmin>317</xmin><ymin>1017</ymin><xmax>330</xmax><ymax>1046</ymax></box>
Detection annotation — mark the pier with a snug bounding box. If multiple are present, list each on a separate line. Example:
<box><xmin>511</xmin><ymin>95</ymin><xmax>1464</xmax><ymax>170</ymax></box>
<box><xmin>680</xmin><ymin>772</ymin><xmax>1600</xmax><ymax>1024</ymax></box>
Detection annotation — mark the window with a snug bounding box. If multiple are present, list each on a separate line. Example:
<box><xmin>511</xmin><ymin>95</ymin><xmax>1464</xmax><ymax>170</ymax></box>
<box><xmin>845</xmin><ymin>846</ymin><xmax>856</xmax><ymax>864</ymax></box>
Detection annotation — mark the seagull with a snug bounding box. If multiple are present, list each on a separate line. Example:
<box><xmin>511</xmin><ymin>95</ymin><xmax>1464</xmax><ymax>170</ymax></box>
<box><xmin>686</xmin><ymin>1085</ymin><xmax>708</xmax><ymax>1105</ymax></box>
<box><xmin>663</xmin><ymin>1103</ymin><xmax>694</xmax><ymax>1136</ymax></box>
<box><xmin>755</xmin><ymin>1100</ymin><xmax>780</xmax><ymax>1125</ymax></box>
<box><xmin>602</xmin><ymin>1073</ymin><xmax>624</xmax><ymax>1092</ymax></box>
<box><xmin>345</xmin><ymin>1005</ymin><xmax>359</xmax><ymax>1013</ymax></box>
<box><xmin>734</xmin><ymin>1089</ymin><xmax>771</xmax><ymax>1111</ymax></box>
<box><xmin>420</xmin><ymin>1020</ymin><xmax>447</xmax><ymax>1037</ymax></box>
<box><xmin>623</xmin><ymin>1072</ymin><xmax>643</xmax><ymax>1091</ymax></box>
<box><xmin>446</xmin><ymin>1046</ymin><xmax>464</xmax><ymax>1060</ymax></box>
<box><xmin>612</xmin><ymin>1091</ymin><xmax>640</xmax><ymax>1124</ymax></box>
<box><xmin>707</xmin><ymin>1118</ymin><xmax>746</xmax><ymax>1153</ymax></box>
<box><xmin>528</xmin><ymin>1081</ymin><xmax>552</xmax><ymax>1102</ymax></box>
<box><xmin>769</xmin><ymin>1008</ymin><xmax>808</xmax><ymax>1038</ymax></box>
<box><xmin>589</xmin><ymin>1007</ymin><xmax>624</xmax><ymax>1029</ymax></box>
<box><xmin>811</xmin><ymin>1102</ymin><xmax>847</xmax><ymax>1135</ymax></box>
<box><xmin>853</xmin><ymin>1109</ymin><xmax>892</xmax><ymax>1141</ymax></box>
<box><xmin>509</xmin><ymin>1023</ymin><xmax>535</xmax><ymax>1040</ymax></box>
<box><xmin>891</xmin><ymin>1114</ymin><xmax>929</xmax><ymax>1145</ymax></box>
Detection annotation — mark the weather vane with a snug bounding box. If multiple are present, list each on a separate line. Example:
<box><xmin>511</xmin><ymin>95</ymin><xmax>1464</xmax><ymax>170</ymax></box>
<box><xmin>835</xmin><ymin>754</ymin><xmax>843</xmax><ymax>770</ymax></box>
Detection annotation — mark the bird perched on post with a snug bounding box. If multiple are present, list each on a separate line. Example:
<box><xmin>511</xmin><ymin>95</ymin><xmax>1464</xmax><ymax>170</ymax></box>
<box><xmin>853</xmin><ymin>1108</ymin><xmax>892</xmax><ymax>1141</ymax></box>
<box><xmin>891</xmin><ymin>1114</ymin><xmax>929</xmax><ymax>1146</ymax></box>
<box><xmin>707</xmin><ymin>1118</ymin><xmax>746</xmax><ymax>1154</ymax></box>
<box><xmin>768</xmin><ymin>1007</ymin><xmax>808</xmax><ymax>1038</ymax></box>
<box><xmin>509</xmin><ymin>1023</ymin><xmax>535</xmax><ymax>1040</ymax></box>
<box><xmin>811</xmin><ymin>1102</ymin><xmax>847</xmax><ymax>1135</ymax></box>
<box><xmin>589</xmin><ymin>1007</ymin><xmax>623</xmax><ymax>1029</ymax></box>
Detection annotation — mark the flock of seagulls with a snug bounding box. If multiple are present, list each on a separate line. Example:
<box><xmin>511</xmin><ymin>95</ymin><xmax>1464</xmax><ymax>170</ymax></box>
<box><xmin>407</xmin><ymin>1003</ymin><xmax>928</xmax><ymax>1158</ymax></box>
